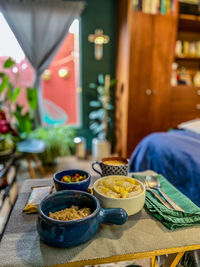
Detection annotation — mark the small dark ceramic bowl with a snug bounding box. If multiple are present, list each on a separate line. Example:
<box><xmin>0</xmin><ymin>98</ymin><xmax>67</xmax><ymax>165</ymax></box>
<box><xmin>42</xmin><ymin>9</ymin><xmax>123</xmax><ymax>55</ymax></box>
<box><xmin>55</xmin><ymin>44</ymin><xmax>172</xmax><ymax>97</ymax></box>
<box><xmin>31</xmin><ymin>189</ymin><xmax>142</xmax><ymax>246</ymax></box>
<box><xmin>53</xmin><ymin>169</ymin><xmax>91</xmax><ymax>191</ymax></box>
<box><xmin>37</xmin><ymin>190</ymin><xmax>128</xmax><ymax>248</ymax></box>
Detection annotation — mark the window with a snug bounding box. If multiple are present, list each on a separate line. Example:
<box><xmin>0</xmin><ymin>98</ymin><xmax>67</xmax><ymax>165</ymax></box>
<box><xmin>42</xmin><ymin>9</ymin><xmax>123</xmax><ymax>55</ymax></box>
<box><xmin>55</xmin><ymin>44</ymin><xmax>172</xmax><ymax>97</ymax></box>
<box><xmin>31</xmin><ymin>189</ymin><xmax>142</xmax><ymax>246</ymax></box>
<box><xmin>0</xmin><ymin>12</ymin><xmax>34</xmax><ymax>113</ymax></box>
<box><xmin>0</xmin><ymin>13</ymin><xmax>80</xmax><ymax>126</ymax></box>
<box><xmin>42</xmin><ymin>19</ymin><xmax>80</xmax><ymax>126</ymax></box>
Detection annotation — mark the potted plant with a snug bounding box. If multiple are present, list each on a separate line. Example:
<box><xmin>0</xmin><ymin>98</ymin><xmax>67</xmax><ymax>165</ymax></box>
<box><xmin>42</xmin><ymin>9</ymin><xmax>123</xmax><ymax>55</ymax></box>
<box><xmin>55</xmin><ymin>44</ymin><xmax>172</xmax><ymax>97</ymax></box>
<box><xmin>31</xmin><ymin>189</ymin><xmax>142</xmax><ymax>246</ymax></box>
<box><xmin>89</xmin><ymin>74</ymin><xmax>117</xmax><ymax>160</ymax></box>
<box><xmin>29</xmin><ymin>126</ymin><xmax>76</xmax><ymax>165</ymax></box>
<box><xmin>0</xmin><ymin>57</ymin><xmax>37</xmax><ymax>141</ymax></box>
<box><xmin>0</xmin><ymin>58</ymin><xmax>76</xmax><ymax>165</ymax></box>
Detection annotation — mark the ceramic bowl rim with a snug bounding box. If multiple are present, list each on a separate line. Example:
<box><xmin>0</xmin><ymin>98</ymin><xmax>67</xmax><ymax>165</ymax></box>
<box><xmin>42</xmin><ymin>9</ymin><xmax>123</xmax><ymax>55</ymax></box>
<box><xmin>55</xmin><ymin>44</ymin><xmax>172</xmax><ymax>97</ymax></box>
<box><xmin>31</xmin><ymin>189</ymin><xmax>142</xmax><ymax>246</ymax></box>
<box><xmin>38</xmin><ymin>190</ymin><xmax>100</xmax><ymax>224</ymax></box>
<box><xmin>102</xmin><ymin>156</ymin><xmax>129</xmax><ymax>165</ymax></box>
<box><xmin>93</xmin><ymin>175</ymin><xmax>145</xmax><ymax>201</ymax></box>
<box><xmin>53</xmin><ymin>169</ymin><xmax>91</xmax><ymax>186</ymax></box>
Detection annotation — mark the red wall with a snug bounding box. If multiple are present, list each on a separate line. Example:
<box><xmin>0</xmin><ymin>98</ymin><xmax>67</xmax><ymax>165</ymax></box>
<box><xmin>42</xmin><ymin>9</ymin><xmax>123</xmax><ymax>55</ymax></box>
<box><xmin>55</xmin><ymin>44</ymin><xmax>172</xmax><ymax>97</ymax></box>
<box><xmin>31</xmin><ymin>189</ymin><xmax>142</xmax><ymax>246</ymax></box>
<box><xmin>0</xmin><ymin>33</ymin><xmax>78</xmax><ymax>125</ymax></box>
<box><xmin>42</xmin><ymin>33</ymin><xmax>78</xmax><ymax>125</ymax></box>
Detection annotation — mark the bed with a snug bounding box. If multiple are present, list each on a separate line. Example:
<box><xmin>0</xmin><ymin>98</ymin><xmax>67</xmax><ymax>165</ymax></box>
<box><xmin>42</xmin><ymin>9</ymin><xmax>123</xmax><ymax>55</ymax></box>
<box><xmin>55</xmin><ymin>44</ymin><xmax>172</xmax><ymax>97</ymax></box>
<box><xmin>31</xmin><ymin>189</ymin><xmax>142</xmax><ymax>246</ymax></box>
<box><xmin>129</xmin><ymin>130</ymin><xmax>200</xmax><ymax>207</ymax></box>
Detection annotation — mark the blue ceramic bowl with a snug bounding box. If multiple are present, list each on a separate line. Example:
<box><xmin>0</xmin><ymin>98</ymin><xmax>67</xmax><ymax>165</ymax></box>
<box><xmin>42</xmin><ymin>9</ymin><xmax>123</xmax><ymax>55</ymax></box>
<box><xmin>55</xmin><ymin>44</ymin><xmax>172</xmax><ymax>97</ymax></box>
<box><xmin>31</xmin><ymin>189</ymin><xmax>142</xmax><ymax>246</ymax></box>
<box><xmin>53</xmin><ymin>169</ymin><xmax>91</xmax><ymax>191</ymax></box>
<box><xmin>37</xmin><ymin>190</ymin><xmax>128</xmax><ymax>248</ymax></box>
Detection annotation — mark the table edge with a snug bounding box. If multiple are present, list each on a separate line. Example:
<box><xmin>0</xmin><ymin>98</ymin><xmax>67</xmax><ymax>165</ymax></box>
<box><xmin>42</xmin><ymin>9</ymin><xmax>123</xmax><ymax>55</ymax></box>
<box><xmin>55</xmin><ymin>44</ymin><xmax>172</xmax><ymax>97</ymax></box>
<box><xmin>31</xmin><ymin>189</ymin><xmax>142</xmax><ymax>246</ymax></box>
<box><xmin>49</xmin><ymin>244</ymin><xmax>200</xmax><ymax>267</ymax></box>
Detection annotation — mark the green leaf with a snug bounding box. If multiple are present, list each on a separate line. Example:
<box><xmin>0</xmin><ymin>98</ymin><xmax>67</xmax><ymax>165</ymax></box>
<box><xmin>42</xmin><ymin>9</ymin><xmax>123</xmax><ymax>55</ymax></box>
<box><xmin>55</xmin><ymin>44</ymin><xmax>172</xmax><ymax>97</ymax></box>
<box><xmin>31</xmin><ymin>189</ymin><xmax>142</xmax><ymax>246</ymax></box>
<box><xmin>89</xmin><ymin>100</ymin><xmax>101</xmax><ymax>107</ymax></box>
<box><xmin>14</xmin><ymin>104</ymin><xmax>23</xmax><ymax>119</ymax></box>
<box><xmin>89</xmin><ymin>83</ymin><xmax>96</xmax><ymax>89</ymax></box>
<box><xmin>26</xmin><ymin>87</ymin><xmax>37</xmax><ymax>110</ymax></box>
<box><xmin>109</xmin><ymin>78</ymin><xmax>117</xmax><ymax>88</ymax></box>
<box><xmin>5</xmin><ymin>82</ymin><xmax>14</xmax><ymax>100</ymax></box>
<box><xmin>0</xmin><ymin>72</ymin><xmax>5</xmax><ymax>78</ymax></box>
<box><xmin>89</xmin><ymin>109</ymin><xmax>105</xmax><ymax>120</ymax></box>
<box><xmin>0</xmin><ymin>76</ymin><xmax>9</xmax><ymax>93</ymax></box>
<box><xmin>3</xmin><ymin>57</ymin><xmax>15</xmax><ymax>68</ymax></box>
<box><xmin>5</xmin><ymin>87</ymin><xmax>12</xmax><ymax>100</ymax></box>
<box><xmin>11</xmin><ymin>87</ymin><xmax>21</xmax><ymax>103</ymax></box>
<box><xmin>98</xmin><ymin>131</ymin><xmax>106</xmax><ymax>140</ymax></box>
<box><xmin>89</xmin><ymin>122</ymin><xmax>100</xmax><ymax>130</ymax></box>
<box><xmin>98</xmin><ymin>95</ymin><xmax>106</xmax><ymax>104</ymax></box>
<box><xmin>97</xmin><ymin>86</ymin><xmax>106</xmax><ymax>96</ymax></box>
<box><xmin>14</xmin><ymin>106</ymin><xmax>33</xmax><ymax>136</ymax></box>
<box><xmin>98</xmin><ymin>73</ymin><xmax>104</xmax><ymax>85</ymax></box>
<box><xmin>93</xmin><ymin>123</ymin><xmax>105</xmax><ymax>134</ymax></box>
<box><xmin>106</xmin><ymin>103</ymin><xmax>114</xmax><ymax>110</ymax></box>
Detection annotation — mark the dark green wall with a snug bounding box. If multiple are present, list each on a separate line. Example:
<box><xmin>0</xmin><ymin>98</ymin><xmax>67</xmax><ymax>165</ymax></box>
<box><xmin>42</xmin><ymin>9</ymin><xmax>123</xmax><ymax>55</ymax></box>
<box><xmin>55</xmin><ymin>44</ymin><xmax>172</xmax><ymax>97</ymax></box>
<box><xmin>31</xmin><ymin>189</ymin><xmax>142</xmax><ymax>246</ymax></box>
<box><xmin>78</xmin><ymin>0</ymin><xmax>116</xmax><ymax>149</ymax></box>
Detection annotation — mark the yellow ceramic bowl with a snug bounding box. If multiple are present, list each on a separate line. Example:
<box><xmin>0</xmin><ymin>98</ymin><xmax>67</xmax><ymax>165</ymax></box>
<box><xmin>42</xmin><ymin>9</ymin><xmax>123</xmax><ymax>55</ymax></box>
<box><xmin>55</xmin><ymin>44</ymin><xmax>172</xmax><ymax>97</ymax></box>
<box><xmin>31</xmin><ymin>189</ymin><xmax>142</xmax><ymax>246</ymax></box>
<box><xmin>93</xmin><ymin>175</ymin><xmax>146</xmax><ymax>216</ymax></box>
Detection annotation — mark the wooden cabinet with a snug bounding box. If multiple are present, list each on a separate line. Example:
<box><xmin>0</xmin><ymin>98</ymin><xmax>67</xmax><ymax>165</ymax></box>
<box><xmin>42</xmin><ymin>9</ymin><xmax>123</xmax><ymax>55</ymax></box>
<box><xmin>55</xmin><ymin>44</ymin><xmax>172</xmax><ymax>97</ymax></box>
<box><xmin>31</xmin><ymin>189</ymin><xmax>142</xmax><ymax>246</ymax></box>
<box><xmin>169</xmin><ymin>85</ymin><xmax>200</xmax><ymax>127</ymax></box>
<box><xmin>115</xmin><ymin>0</ymin><xmax>177</xmax><ymax>157</ymax></box>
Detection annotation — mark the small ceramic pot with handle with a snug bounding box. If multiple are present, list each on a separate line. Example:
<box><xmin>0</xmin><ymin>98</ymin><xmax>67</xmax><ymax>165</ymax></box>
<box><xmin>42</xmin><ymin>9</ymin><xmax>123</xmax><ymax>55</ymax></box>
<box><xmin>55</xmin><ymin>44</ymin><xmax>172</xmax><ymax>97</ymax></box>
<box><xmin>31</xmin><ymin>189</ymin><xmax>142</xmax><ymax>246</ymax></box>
<box><xmin>37</xmin><ymin>190</ymin><xmax>128</xmax><ymax>248</ymax></box>
<box><xmin>92</xmin><ymin>156</ymin><xmax>129</xmax><ymax>177</ymax></box>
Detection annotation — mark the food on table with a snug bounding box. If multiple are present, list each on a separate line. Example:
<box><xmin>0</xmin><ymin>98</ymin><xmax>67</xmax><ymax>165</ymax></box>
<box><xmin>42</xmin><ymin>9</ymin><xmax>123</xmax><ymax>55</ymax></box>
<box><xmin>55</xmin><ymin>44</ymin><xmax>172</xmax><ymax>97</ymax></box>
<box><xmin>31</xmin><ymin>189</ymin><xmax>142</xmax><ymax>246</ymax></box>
<box><xmin>23</xmin><ymin>185</ymin><xmax>54</xmax><ymax>214</ymax></box>
<box><xmin>49</xmin><ymin>205</ymin><xmax>91</xmax><ymax>221</ymax></box>
<box><xmin>61</xmin><ymin>173</ymin><xmax>87</xmax><ymax>183</ymax></box>
<box><xmin>96</xmin><ymin>177</ymin><xmax>142</xmax><ymax>199</ymax></box>
<box><xmin>104</xmin><ymin>160</ymin><xmax>127</xmax><ymax>166</ymax></box>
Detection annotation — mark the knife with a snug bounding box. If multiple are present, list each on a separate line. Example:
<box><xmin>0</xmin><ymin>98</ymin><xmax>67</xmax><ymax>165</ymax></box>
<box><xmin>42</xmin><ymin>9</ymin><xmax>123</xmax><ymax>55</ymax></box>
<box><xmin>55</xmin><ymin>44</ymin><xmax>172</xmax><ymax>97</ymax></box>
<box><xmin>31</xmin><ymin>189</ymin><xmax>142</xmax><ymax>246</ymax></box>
<box><xmin>146</xmin><ymin>188</ymin><xmax>172</xmax><ymax>210</ymax></box>
<box><xmin>156</xmin><ymin>188</ymin><xmax>184</xmax><ymax>212</ymax></box>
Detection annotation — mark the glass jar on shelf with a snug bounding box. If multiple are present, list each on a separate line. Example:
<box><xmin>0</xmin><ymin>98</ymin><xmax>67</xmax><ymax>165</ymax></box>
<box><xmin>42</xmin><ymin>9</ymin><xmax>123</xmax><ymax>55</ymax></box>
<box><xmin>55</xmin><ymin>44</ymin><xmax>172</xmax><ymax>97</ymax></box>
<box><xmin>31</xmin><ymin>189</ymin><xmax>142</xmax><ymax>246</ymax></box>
<box><xmin>193</xmin><ymin>71</ymin><xmax>200</xmax><ymax>87</ymax></box>
<box><xmin>171</xmin><ymin>62</ymin><xmax>178</xmax><ymax>86</ymax></box>
<box><xmin>175</xmin><ymin>40</ymin><xmax>183</xmax><ymax>57</ymax></box>
<box><xmin>178</xmin><ymin>67</ymin><xmax>192</xmax><ymax>85</ymax></box>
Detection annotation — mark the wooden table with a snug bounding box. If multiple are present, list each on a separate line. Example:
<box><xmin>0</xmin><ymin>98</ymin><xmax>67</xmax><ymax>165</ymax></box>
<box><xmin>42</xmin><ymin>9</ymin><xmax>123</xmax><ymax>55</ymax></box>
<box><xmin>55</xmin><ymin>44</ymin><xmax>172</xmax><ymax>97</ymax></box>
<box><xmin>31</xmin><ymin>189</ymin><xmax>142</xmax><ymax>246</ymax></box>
<box><xmin>0</xmin><ymin>175</ymin><xmax>200</xmax><ymax>267</ymax></box>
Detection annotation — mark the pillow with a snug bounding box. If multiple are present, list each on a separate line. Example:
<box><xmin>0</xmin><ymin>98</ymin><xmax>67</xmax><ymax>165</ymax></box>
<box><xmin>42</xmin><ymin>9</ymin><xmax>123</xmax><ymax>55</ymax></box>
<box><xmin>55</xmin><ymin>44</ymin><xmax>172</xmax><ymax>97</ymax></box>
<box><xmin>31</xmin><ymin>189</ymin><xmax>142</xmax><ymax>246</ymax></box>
<box><xmin>178</xmin><ymin>118</ymin><xmax>200</xmax><ymax>134</ymax></box>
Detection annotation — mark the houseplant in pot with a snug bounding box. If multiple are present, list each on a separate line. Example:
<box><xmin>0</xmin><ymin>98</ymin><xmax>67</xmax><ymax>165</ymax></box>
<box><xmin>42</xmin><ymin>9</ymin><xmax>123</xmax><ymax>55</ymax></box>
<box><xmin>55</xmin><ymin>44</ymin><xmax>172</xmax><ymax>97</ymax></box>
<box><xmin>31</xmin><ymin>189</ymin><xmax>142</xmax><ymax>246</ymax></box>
<box><xmin>0</xmin><ymin>58</ymin><xmax>76</xmax><ymax>166</ymax></box>
<box><xmin>89</xmin><ymin>74</ymin><xmax>116</xmax><ymax>160</ymax></box>
<box><xmin>29</xmin><ymin>126</ymin><xmax>76</xmax><ymax>165</ymax></box>
<box><xmin>0</xmin><ymin>57</ymin><xmax>37</xmax><ymax>150</ymax></box>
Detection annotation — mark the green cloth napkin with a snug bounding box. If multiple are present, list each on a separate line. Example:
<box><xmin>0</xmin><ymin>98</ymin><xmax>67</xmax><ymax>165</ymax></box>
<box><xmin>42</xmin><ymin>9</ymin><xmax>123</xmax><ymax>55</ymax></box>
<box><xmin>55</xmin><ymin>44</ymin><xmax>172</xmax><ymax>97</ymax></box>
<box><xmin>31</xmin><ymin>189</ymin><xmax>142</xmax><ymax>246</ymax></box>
<box><xmin>133</xmin><ymin>174</ymin><xmax>200</xmax><ymax>230</ymax></box>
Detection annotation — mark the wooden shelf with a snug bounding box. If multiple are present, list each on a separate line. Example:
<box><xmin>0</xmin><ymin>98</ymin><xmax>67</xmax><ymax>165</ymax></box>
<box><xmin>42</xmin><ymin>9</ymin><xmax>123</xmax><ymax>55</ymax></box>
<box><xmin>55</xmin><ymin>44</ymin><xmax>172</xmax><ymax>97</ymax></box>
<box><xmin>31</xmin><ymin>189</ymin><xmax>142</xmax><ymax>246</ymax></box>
<box><xmin>179</xmin><ymin>14</ymin><xmax>200</xmax><ymax>22</ymax></box>
<box><xmin>132</xmin><ymin>10</ymin><xmax>177</xmax><ymax>18</ymax></box>
<box><xmin>175</xmin><ymin>56</ymin><xmax>200</xmax><ymax>61</ymax></box>
<box><xmin>172</xmin><ymin>85</ymin><xmax>200</xmax><ymax>89</ymax></box>
<box><xmin>178</xmin><ymin>14</ymin><xmax>200</xmax><ymax>32</ymax></box>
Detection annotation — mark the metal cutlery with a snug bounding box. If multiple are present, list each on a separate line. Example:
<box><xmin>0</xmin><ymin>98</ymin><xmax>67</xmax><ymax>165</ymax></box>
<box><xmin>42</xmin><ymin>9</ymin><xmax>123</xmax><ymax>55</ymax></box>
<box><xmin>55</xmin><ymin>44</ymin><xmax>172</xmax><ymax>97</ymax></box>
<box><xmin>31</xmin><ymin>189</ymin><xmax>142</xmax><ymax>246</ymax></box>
<box><xmin>146</xmin><ymin>187</ymin><xmax>172</xmax><ymax>209</ymax></box>
<box><xmin>145</xmin><ymin>175</ymin><xmax>184</xmax><ymax>212</ymax></box>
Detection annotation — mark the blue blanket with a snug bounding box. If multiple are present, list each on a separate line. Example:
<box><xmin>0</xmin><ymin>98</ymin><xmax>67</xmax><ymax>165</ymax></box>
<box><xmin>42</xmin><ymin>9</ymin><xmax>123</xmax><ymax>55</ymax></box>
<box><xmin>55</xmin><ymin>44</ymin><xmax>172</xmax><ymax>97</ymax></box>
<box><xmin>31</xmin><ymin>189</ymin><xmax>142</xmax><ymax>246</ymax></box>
<box><xmin>129</xmin><ymin>130</ymin><xmax>200</xmax><ymax>207</ymax></box>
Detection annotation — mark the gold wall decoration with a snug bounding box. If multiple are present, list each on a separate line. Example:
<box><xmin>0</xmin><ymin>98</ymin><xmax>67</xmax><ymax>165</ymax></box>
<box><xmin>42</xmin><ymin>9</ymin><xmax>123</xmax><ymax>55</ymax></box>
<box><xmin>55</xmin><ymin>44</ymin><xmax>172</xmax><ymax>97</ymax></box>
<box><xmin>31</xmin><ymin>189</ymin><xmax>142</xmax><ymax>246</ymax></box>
<box><xmin>88</xmin><ymin>29</ymin><xmax>110</xmax><ymax>60</ymax></box>
<box><xmin>42</xmin><ymin>69</ymin><xmax>51</xmax><ymax>81</ymax></box>
<box><xmin>58</xmin><ymin>68</ymin><xmax>69</xmax><ymax>78</ymax></box>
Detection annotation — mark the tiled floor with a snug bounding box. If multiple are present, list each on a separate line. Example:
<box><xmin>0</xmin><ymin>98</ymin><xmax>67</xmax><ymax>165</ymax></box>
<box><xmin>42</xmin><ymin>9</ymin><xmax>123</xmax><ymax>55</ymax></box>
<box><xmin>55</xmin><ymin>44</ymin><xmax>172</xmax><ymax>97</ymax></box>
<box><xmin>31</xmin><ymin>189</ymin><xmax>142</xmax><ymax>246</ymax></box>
<box><xmin>17</xmin><ymin>156</ymin><xmax>96</xmax><ymax>182</ymax></box>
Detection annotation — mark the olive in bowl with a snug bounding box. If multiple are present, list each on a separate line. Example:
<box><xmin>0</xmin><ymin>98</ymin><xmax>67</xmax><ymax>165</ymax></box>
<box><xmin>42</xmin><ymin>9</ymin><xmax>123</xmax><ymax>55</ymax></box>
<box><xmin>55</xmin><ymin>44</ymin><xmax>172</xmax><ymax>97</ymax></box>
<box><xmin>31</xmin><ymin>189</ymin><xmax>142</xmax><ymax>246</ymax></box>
<box><xmin>53</xmin><ymin>169</ymin><xmax>91</xmax><ymax>192</ymax></box>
